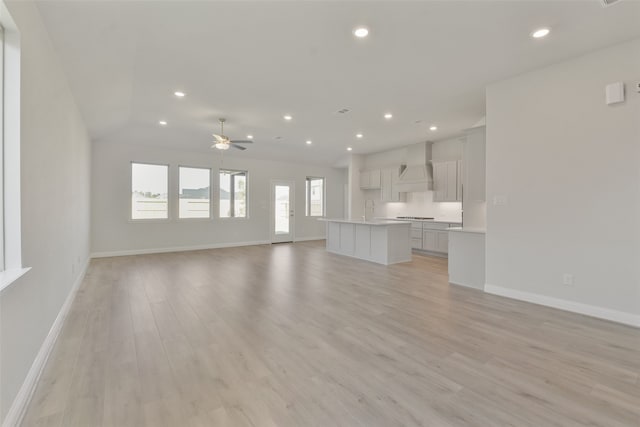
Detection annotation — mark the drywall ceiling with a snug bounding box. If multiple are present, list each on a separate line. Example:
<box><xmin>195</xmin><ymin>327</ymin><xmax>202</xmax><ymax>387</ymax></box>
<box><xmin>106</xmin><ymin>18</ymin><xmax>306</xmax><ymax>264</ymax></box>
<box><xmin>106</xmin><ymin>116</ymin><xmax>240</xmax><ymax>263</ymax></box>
<box><xmin>34</xmin><ymin>0</ymin><xmax>640</xmax><ymax>166</ymax></box>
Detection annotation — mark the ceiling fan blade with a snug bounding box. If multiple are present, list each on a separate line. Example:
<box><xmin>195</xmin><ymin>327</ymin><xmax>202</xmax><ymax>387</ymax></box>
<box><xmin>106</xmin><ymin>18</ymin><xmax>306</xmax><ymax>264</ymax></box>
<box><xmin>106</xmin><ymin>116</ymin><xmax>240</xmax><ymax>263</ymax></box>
<box><xmin>212</xmin><ymin>134</ymin><xmax>226</xmax><ymax>142</ymax></box>
<box><xmin>231</xmin><ymin>144</ymin><xmax>247</xmax><ymax>151</ymax></box>
<box><xmin>230</xmin><ymin>140</ymin><xmax>253</xmax><ymax>144</ymax></box>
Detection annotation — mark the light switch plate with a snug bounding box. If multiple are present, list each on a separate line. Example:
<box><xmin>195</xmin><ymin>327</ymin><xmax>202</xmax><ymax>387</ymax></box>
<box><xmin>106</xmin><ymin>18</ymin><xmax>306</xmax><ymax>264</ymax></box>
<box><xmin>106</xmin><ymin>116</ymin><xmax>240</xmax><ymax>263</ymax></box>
<box><xmin>493</xmin><ymin>195</ymin><xmax>508</xmax><ymax>206</ymax></box>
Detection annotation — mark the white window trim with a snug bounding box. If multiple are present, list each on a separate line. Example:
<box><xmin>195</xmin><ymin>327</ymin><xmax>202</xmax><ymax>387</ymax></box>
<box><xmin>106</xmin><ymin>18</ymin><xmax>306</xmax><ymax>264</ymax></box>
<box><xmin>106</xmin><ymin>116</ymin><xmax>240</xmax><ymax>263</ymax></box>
<box><xmin>218</xmin><ymin>169</ymin><xmax>249</xmax><ymax>219</ymax></box>
<box><xmin>129</xmin><ymin>161</ymin><xmax>171</xmax><ymax>222</ymax></box>
<box><xmin>305</xmin><ymin>176</ymin><xmax>326</xmax><ymax>217</ymax></box>
<box><xmin>177</xmin><ymin>165</ymin><xmax>212</xmax><ymax>220</ymax></box>
<box><xmin>0</xmin><ymin>2</ymin><xmax>29</xmax><ymax>292</ymax></box>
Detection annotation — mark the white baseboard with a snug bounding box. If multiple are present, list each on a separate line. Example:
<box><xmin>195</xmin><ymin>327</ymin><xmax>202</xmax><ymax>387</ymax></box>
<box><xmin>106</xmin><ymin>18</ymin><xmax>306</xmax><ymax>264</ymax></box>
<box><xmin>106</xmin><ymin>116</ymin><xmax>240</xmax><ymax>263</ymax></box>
<box><xmin>2</xmin><ymin>258</ymin><xmax>90</xmax><ymax>427</ymax></box>
<box><xmin>484</xmin><ymin>284</ymin><xmax>640</xmax><ymax>328</ymax></box>
<box><xmin>90</xmin><ymin>240</ymin><xmax>271</xmax><ymax>258</ymax></box>
<box><xmin>449</xmin><ymin>280</ymin><xmax>484</xmax><ymax>291</ymax></box>
<box><xmin>294</xmin><ymin>236</ymin><xmax>325</xmax><ymax>242</ymax></box>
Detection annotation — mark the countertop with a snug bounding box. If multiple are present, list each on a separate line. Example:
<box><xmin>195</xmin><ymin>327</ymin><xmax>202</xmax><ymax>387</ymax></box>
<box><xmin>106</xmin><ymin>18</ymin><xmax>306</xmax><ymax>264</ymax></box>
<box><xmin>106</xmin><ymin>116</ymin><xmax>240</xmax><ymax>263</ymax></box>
<box><xmin>376</xmin><ymin>217</ymin><xmax>462</xmax><ymax>224</ymax></box>
<box><xmin>447</xmin><ymin>227</ymin><xmax>486</xmax><ymax>234</ymax></box>
<box><xmin>319</xmin><ymin>218</ymin><xmax>411</xmax><ymax>226</ymax></box>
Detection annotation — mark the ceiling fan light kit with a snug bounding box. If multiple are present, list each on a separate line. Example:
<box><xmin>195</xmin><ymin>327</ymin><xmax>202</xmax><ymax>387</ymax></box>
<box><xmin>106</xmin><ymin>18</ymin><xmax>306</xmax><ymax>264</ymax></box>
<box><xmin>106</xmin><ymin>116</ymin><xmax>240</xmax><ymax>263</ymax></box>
<box><xmin>211</xmin><ymin>118</ymin><xmax>253</xmax><ymax>151</ymax></box>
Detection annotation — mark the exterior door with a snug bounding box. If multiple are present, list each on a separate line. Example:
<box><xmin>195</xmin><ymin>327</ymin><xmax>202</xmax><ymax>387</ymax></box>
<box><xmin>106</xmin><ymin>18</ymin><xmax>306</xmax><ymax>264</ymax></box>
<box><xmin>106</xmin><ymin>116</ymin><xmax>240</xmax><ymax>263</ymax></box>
<box><xmin>271</xmin><ymin>180</ymin><xmax>294</xmax><ymax>243</ymax></box>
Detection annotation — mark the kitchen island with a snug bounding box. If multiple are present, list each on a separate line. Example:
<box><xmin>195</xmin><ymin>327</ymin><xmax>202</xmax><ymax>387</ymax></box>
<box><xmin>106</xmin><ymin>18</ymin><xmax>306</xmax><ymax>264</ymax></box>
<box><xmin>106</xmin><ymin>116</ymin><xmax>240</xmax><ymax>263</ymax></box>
<box><xmin>320</xmin><ymin>219</ymin><xmax>412</xmax><ymax>265</ymax></box>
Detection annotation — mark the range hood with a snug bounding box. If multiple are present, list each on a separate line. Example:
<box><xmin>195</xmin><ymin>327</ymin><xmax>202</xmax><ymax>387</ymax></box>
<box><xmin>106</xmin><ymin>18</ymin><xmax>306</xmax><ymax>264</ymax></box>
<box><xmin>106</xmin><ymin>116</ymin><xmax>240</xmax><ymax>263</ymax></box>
<box><xmin>395</xmin><ymin>142</ymin><xmax>433</xmax><ymax>192</ymax></box>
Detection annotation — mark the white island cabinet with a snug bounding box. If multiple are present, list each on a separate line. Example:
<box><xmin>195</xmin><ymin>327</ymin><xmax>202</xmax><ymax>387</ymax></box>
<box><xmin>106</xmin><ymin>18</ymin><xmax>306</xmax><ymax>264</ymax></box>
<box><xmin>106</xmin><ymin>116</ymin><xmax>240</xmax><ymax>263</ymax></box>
<box><xmin>320</xmin><ymin>219</ymin><xmax>412</xmax><ymax>265</ymax></box>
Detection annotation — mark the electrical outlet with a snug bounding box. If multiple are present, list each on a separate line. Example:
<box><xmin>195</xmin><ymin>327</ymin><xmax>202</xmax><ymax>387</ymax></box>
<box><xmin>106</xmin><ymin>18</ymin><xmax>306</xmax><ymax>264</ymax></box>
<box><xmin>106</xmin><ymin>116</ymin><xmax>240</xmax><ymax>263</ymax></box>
<box><xmin>562</xmin><ymin>274</ymin><xmax>574</xmax><ymax>286</ymax></box>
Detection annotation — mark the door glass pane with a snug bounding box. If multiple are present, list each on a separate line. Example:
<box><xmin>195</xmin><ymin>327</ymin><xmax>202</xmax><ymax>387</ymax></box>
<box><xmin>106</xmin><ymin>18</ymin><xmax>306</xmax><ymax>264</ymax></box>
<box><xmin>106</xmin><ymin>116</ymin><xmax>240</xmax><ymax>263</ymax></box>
<box><xmin>274</xmin><ymin>185</ymin><xmax>289</xmax><ymax>235</ymax></box>
<box><xmin>234</xmin><ymin>173</ymin><xmax>247</xmax><ymax>217</ymax></box>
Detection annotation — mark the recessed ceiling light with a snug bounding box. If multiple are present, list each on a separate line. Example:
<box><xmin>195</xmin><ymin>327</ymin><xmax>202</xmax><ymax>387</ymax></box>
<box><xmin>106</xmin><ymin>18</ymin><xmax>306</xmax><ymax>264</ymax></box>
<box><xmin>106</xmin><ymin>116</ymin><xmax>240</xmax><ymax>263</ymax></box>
<box><xmin>384</xmin><ymin>113</ymin><xmax>393</xmax><ymax>119</ymax></box>
<box><xmin>283</xmin><ymin>115</ymin><xmax>293</xmax><ymax>121</ymax></box>
<box><xmin>356</xmin><ymin>133</ymin><xmax>363</xmax><ymax>139</ymax></box>
<box><xmin>429</xmin><ymin>125</ymin><xmax>438</xmax><ymax>131</ymax></box>
<box><xmin>531</xmin><ymin>28</ymin><xmax>550</xmax><ymax>39</ymax></box>
<box><xmin>353</xmin><ymin>27</ymin><xmax>369</xmax><ymax>38</ymax></box>
<box><xmin>306</xmin><ymin>140</ymin><xmax>312</xmax><ymax>145</ymax></box>
<box><xmin>347</xmin><ymin>147</ymin><xmax>353</xmax><ymax>151</ymax></box>
<box><xmin>174</xmin><ymin>91</ymin><xmax>186</xmax><ymax>97</ymax></box>
<box><xmin>247</xmin><ymin>135</ymin><xmax>253</xmax><ymax>139</ymax></box>
<box><xmin>159</xmin><ymin>120</ymin><xmax>167</xmax><ymax>126</ymax></box>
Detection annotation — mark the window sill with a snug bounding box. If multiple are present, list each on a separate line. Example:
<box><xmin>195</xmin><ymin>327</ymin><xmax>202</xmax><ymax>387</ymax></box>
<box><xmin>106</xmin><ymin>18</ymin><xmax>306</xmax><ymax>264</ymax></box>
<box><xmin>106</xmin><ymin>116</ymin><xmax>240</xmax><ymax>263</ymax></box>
<box><xmin>0</xmin><ymin>267</ymin><xmax>32</xmax><ymax>293</ymax></box>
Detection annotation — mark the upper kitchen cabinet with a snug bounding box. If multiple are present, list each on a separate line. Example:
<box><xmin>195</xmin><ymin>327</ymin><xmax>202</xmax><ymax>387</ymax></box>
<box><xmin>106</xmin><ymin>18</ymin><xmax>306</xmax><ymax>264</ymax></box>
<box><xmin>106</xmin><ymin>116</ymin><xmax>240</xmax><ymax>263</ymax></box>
<box><xmin>380</xmin><ymin>167</ymin><xmax>406</xmax><ymax>202</ymax></box>
<box><xmin>433</xmin><ymin>160</ymin><xmax>460</xmax><ymax>202</ymax></box>
<box><xmin>462</xmin><ymin>126</ymin><xmax>486</xmax><ymax>202</ymax></box>
<box><xmin>359</xmin><ymin>169</ymin><xmax>381</xmax><ymax>190</ymax></box>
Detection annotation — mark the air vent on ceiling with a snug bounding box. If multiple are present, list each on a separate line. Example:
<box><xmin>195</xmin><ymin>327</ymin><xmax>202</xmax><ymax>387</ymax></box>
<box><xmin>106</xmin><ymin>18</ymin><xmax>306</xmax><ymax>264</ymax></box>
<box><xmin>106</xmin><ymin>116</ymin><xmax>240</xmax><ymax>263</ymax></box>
<box><xmin>335</xmin><ymin>108</ymin><xmax>351</xmax><ymax>115</ymax></box>
<box><xmin>600</xmin><ymin>0</ymin><xmax>623</xmax><ymax>7</ymax></box>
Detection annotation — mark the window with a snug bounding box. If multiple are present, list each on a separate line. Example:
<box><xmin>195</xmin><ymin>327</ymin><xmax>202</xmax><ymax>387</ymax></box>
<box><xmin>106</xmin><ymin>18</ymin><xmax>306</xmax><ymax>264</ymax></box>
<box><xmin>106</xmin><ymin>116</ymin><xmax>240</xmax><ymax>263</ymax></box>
<box><xmin>1</xmin><ymin>24</ymin><xmax>5</xmax><ymax>271</ymax></box>
<box><xmin>219</xmin><ymin>169</ymin><xmax>247</xmax><ymax>218</ymax></box>
<box><xmin>1</xmin><ymin>4</ymin><xmax>30</xmax><ymax>290</ymax></box>
<box><xmin>179</xmin><ymin>166</ymin><xmax>211</xmax><ymax>219</ymax></box>
<box><xmin>131</xmin><ymin>162</ymin><xmax>169</xmax><ymax>219</ymax></box>
<box><xmin>306</xmin><ymin>177</ymin><xmax>325</xmax><ymax>217</ymax></box>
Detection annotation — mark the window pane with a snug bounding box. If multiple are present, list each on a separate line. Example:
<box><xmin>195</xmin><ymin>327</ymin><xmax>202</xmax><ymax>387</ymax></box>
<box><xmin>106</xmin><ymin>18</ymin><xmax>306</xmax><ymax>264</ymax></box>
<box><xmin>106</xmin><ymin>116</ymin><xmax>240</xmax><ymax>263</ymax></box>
<box><xmin>220</xmin><ymin>170</ymin><xmax>247</xmax><ymax>218</ymax></box>
<box><xmin>308</xmin><ymin>178</ymin><xmax>324</xmax><ymax>216</ymax></box>
<box><xmin>131</xmin><ymin>163</ymin><xmax>168</xmax><ymax>219</ymax></box>
<box><xmin>179</xmin><ymin>167</ymin><xmax>210</xmax><ymax>219</ymax></box>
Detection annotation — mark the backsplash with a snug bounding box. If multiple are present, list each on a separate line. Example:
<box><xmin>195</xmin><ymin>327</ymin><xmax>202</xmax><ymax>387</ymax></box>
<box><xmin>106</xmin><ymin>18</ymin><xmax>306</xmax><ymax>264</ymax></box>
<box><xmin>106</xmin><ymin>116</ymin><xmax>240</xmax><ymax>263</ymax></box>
<box><xmin>368</xmin><ymin>191</ymin><xmax>462</xmax><ymax>222</ymax></box>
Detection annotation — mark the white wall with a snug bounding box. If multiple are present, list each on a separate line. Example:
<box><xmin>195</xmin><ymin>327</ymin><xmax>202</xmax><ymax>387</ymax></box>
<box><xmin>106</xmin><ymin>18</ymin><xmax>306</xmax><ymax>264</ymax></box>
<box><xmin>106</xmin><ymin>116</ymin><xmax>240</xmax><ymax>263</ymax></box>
<box><xmin>0</xmin><ymin>1</ymin><xmax>91</xmax><ymax>420</ymax></box>
<box><xmin>91</xmin><ymin>142</ymin><xmax>345</xmax><ymax>255</ymax></box>
<box><xmin>486</xmin><ymin>38</ymin><xmax>640</xmax><ymax>321</ymax></box>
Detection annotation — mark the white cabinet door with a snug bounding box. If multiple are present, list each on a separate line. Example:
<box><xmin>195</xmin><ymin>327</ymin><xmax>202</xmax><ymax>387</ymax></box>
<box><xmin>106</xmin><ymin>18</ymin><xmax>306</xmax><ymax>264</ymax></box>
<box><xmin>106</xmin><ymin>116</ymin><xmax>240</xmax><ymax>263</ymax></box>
<box><xmin>433</xmin><ymin>161</ymin><xmax>460</xmax><ymax>202</ymax></box>
<box><xmin>380</xmin><ymin>168</ymin><xmax>405</xmax><ymax>202</ymax></box>
<box><xmin>422</xmin><ymin>230</ymin><xmax>438</xmax><ymax>251</ymax></box>
<box><xmin>369</xmin><ymin>169</ymin><xmax>381</xmax><ymax>189</ymax></box>
<box><xmin>359</xmin><ymin>171</ymin><xmax>370</xmax><ymax>189</ymax></box>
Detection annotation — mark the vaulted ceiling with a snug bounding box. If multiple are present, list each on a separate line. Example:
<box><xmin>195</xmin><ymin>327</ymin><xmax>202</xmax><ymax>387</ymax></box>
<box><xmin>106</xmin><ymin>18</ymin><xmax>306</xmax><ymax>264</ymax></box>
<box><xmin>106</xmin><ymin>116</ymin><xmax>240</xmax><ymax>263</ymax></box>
<box><xmin>35</xmin><ymin>0</ymin><xmax>640</xmax><ymax>165</ymax></box>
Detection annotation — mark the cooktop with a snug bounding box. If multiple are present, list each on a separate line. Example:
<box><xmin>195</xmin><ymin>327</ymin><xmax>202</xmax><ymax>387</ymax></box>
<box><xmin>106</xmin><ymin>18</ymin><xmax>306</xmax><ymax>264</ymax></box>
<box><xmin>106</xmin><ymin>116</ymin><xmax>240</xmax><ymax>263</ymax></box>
<box><xmin>396</xmin><ymin>216</ymin><xmax>435</xmax><ymax>220</ymax></box>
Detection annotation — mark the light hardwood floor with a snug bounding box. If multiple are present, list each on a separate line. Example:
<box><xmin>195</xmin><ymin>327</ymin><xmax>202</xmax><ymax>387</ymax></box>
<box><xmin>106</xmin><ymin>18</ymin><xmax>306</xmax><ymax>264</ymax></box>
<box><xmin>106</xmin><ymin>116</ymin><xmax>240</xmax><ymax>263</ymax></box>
<box><xmin>21</xmin><ymin>241</ymin><xmax>640</xmax><ymax>427</ymax></box>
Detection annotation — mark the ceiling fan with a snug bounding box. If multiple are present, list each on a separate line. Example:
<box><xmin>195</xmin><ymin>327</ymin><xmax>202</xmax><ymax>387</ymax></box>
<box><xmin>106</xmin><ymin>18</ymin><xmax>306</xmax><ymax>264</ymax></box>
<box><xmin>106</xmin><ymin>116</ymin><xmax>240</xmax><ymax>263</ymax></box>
<box><xmin>211</xmin><ymin>118</ymin><xmax>253</xmax><ymax>151</ymax></box>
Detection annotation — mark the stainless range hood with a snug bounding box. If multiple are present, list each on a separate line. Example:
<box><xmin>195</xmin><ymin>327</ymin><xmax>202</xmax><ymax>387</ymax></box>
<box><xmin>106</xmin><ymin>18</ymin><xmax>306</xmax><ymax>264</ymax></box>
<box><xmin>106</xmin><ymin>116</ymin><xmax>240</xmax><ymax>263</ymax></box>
<box><xmin>395</xmin><ymin>142</ymin><xmax>433</xmax><ymax>192</ymax></box>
